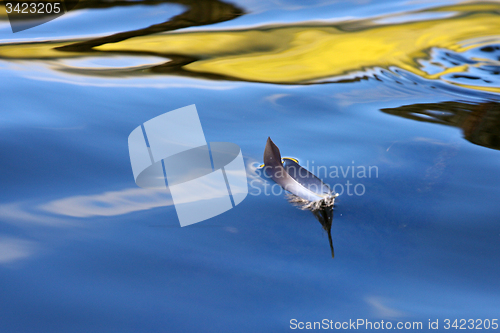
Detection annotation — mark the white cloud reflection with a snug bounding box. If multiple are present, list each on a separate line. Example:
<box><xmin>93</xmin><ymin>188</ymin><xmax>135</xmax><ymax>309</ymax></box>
<box><xmin>0</xmin><ymin>160</ymin><xmax>260</xmax><ymax>222</ymax></box>
<box><xmin>0</xmin><ymin>237</ymin><xmax>38</xmax><ymax>264</ymax></box>
<box><xmin>40</xmin><ymin>188</ymin><xmax>173</xmax><ymax>218</ymax></box>
<box><xmin>366</xmin><ymin>296</ymin><xmax>407</xmax><ymax>318</ymax></box>
<box><xmin>0</xmin><ymin>203</ymin><xmax>70</xmax><ymax>226</ymax></box>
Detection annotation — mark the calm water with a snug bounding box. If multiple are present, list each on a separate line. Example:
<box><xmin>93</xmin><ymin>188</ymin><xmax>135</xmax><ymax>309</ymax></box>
<box><xmin>1</xmin><ymin>1</ymin><xmax>500</xmax><ymax>332</ymax></box>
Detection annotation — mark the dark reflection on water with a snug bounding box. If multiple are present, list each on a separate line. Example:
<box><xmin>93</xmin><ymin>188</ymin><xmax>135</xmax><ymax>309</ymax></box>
<box><xmin>57</xmin><ymin>0</ymin><xmax>244</xmax><ymax>52</ymax></box>
<box><xmin>382</xmin><ymin>102</ymin><xmax>500</xmax><ymax>151</ymax></box>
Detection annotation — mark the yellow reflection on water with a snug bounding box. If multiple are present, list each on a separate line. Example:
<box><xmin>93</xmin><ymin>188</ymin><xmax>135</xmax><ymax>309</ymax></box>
<box><xmin>1</xmin><ymin>2</ymin><xmax>500</xmax><ymax>92</ymax></box>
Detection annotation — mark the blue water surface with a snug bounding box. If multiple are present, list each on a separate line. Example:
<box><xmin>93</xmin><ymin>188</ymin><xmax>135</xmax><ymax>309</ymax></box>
<box><xmin>0</xmin><ymin>1</ymin><xmax>499</xmax><ymax>332</ymax></box>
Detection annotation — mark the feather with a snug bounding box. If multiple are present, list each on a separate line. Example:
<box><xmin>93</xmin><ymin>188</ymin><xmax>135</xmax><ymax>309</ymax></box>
<box><xmin>263</xmin><ymin>137</ymin><xmax>339</xmax><ymax>257</ymax></box>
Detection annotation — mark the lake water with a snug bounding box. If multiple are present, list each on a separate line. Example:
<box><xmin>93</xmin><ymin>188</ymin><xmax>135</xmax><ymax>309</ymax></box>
<box><xmin>1</xmin><ymin>0</ymin><xmax>500</xmax><ymax>332</ymax></box>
